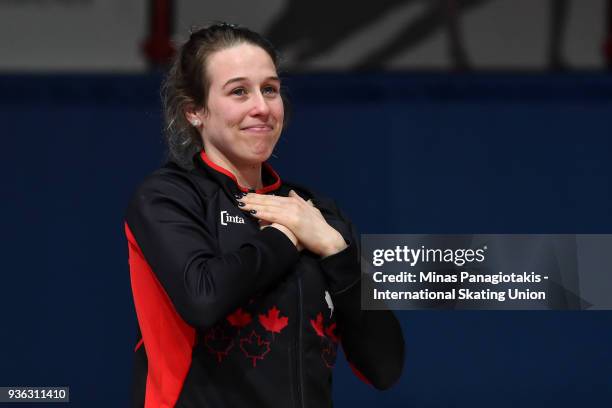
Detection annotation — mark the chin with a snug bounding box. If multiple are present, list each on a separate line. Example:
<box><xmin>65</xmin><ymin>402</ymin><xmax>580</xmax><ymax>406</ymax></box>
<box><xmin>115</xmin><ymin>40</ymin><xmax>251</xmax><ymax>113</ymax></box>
<box><xmin>233</xmin><ymin>150</ymin><xmax>272</xmax><ymax>167</ymax></box>
<box><xmin>232</xmin><ymin>137</ymin><xmax>279</xmax><ymax>165</ymax></box>
<box><xmin>249</xmin><ymin>142</ymin><xmax>277</xmax><ymax>162</ymax></box>
<box><xmin>251</xmin><ymin>150</ymin><xmax>273</xmax><ymax>163</ymax></box>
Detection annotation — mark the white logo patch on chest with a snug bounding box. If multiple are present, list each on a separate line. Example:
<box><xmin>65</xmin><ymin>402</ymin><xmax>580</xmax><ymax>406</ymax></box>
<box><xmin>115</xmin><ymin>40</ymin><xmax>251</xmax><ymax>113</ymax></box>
<box><xmin>220</xmin><ymin>210</ymin><xmax>245</xmax><ymax>226</ymax></box>
<box><xmin>325</xmin><ymin>290</ymin><xmax>334</xmax><ymax>318</ymax></box>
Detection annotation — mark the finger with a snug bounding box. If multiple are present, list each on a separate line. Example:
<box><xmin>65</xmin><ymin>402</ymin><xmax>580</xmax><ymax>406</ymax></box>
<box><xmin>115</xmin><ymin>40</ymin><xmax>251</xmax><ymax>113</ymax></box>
<box><xmin>238</xmin><ymin>195</ymin><xmax>283</xmax><ymax>211</ymax></box>
<box><xmin>248</xmin><ymin>208</ymin><xmax>278</xmax><ymax>223</ymax></box>
<box><xmin>241</xmin><ymin>205</ymin><xmax>285</xmax><ymax>225</ymax></box>
<box><xmin>238</xmin><ymin>200</ymin><xmax>291</xmax><ymax>215</ymax></box>
<box><xmin>249</xmin><ymin>205</ymin><xmax>301</xmax><ymax>230</ymax></box>
<box><xmin>241</xmin><ymin>195</ymin><xmax>306</xmax><ymax>217</ymax></box>
<box><xmin>241</xmin><ymin>193</ymin><xmax>289</xmax><ymax>208</ymax></box>
<box><xmin>241</xmin><ymin>193</ymin><xmax>306</xmax><ymax>215</ymax></box>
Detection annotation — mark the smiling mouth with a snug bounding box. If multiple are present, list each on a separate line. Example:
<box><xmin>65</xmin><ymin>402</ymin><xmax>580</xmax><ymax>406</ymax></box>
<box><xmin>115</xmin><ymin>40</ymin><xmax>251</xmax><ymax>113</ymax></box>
<box><xmin>241</xmin><ymin>125</ymin><xmax>274</xmax><ymax>132</ymax></box>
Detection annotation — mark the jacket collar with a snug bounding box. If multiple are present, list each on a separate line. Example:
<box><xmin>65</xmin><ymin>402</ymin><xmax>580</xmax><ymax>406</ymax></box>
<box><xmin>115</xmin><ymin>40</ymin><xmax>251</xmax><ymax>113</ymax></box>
<box><xmin>194</xmin><ymin>150</ymin><xmax>282</xmax><ymax>196</ymax></box>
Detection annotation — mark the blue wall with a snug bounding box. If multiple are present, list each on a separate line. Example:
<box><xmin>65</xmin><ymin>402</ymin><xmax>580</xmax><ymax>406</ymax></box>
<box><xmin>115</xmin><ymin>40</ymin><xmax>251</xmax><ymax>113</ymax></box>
<box><xmin>1</xmin><ymin>73</ymin><xmax>611</xmax><ymax>407</ymax></box>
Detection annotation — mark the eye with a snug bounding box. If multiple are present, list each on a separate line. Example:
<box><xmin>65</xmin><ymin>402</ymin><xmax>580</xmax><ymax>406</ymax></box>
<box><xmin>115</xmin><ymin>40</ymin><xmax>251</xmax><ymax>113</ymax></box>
<box><xmin>231</xmin><ymin>87</ymin><xmax>247</xmax><ymax>96</ymax></box>
<box><xmin>262</xmin><ymin>85</ymin><xmax>279</xmax><ymax>96</ymax></box>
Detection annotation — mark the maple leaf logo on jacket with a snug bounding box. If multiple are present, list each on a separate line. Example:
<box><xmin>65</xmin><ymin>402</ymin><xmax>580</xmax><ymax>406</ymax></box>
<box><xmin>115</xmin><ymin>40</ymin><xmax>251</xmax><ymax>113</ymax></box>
<box><xmin>322</xmin><ymin>345</ymin><xmax>337</xmax><ymax>368</ymax></box>
<box><xmin>310</xmin><ymin>312</ymin><xmax>325</xmax><ymax>338</ymax></box>
<box><xmin>310</xmin><ymin>312</ymin><xmax>340</xmax><ymax>368</ymax></box>
<box><xmin>227</xmin><ymin>307</ymin><xmax>252</xmax><ymax>330</ymax></box>
<box><xmin>324</xmin><ymin>322</ymin><xmax>339</xmax><ymax>343</ymax></box>
<box><xmin>240</xmin><ymin>330</ymin><xmax>271</xmax><ymax>367</ymax></box>
<box><xmin>204</xmin><ymin>326</ymin><xmax>234</xmax><ymax>363</ymax></box>
<box><xmin>258</xmin><ymin>306</ymin><xmax>288</xmax><ymax>334</ymax></box>
<box><xmin>310</xmin><ymin>312</ymin><xmax>339</xmax><ymax>343</ymax></box>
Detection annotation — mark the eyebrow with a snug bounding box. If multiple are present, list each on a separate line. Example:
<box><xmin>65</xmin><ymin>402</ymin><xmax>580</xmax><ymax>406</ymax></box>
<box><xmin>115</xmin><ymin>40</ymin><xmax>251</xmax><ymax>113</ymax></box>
<box><xmin>222</xmin><ymin>76</ymin><xmax>280</xmax><ymax>88</ymax></box>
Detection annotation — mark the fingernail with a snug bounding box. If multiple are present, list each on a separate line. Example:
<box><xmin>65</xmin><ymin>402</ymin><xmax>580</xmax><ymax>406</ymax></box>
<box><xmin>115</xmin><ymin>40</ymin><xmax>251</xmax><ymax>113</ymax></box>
<box><xmin>234</xmin><ymin>193</ymin><xmax>243</xmax><ymax>199</ymax></box>
<box><xmin>249</xmin><ymin>209</ymin><xmax>257</xmax><ymax>214</ymax></box>
<box><xmin>238</xmin><ymin>201</ymin><xmax>245</xmax><ymax>207</ymax></box>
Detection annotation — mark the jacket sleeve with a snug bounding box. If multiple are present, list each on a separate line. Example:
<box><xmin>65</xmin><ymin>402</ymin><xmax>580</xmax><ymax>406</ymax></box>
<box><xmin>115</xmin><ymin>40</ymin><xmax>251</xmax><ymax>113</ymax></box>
<box><xmin>318</xmin><ymin>201</ymin><xmax>405</xmax><ymax>390</ymax></box>
<box><xmin>125</xmin><ymin>173</ymin><xmax>299</xmax><ymax>330</ymax></box>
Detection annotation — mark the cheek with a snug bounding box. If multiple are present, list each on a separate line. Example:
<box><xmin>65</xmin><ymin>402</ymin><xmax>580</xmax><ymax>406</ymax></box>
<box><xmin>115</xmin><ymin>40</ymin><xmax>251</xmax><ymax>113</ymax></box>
<box><xmin>220</xmin><ymin>106</ymin><xmax>247</xmax><ymax>127</ymax></box>
<box><xmin>273</xmin><ymin>100</ymin><xmax>285</xmax><ymax>123</ymax></box>
<box><xmin>207</xmin><ymin>97</ymin><xmax>244</xmax><ymax>127</ymax></box>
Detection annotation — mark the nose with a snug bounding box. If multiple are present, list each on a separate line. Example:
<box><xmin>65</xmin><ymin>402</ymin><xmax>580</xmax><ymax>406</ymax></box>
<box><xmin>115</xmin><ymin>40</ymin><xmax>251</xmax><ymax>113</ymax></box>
<box><xmin>250</xmin><ymin>91</ymin><xmax>271</xmax><ymax>117</ymax></box>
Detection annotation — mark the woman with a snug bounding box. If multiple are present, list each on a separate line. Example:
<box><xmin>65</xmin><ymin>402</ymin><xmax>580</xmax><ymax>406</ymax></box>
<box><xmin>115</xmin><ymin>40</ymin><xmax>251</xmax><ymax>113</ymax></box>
<box><xmin>125</xmin><ymin>23</ymin><xmax>404</xmax><ymax>407</ymax></box>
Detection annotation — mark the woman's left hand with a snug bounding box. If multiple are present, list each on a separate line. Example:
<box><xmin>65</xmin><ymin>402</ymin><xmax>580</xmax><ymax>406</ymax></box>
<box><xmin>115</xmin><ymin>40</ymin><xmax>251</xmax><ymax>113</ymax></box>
<box><xmin>239</xmin><ymin>190</ymin><xmax>348</xmax><ymax>257</ymax></box>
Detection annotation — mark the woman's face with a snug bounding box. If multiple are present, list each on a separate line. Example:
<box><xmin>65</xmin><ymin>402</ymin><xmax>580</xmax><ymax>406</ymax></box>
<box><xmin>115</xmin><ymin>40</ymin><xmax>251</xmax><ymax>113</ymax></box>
<box><xmin>198</xmin><ymin>43</ymin><xmax>284</xmax><ymax>167</ymax></box>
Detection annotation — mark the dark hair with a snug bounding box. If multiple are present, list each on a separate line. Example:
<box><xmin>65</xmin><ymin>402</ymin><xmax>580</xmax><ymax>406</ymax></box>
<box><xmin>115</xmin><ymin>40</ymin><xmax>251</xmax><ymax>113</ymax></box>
<box><xmin>161</xmin><ymin>22</ymin><xmax>289</xmax><ymax>170</ymax></box>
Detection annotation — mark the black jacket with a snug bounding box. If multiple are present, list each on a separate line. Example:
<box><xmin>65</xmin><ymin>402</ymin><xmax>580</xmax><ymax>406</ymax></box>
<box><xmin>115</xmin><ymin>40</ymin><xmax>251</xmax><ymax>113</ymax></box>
<box><xmin>125</xmin><ymin>151</ymin><xmax>404</xmax><ymax>407</ymax></box>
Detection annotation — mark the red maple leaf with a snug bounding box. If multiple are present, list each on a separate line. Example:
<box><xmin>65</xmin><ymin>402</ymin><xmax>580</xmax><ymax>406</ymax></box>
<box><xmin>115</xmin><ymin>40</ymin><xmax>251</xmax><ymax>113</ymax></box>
<box><xmin>310</xmin><ymin>312</ymin><xmax>325</xmax><ymax>337</ymax></box>
<box><xmin>324</xmin><ymin>322</ymin><xmax>339</xmax><ymax>343</ymax></box>
<box><xmin>239</xmin><ymin>330</ymin><xmax>270</xmax><ymax>367</ymax></box>
<box><xmin>227</xmin><ymin>308</ymin><xmax>252</xmax><ymax>329</ymax></box>
<box><xmin>258</xmin><ymin>306</ymin><xmax>288</xmax><ymax>334</ymax></box>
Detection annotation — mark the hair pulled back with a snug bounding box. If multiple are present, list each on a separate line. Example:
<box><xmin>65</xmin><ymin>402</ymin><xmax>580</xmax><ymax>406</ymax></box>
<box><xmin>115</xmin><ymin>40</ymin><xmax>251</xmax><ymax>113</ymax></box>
<box><xmin>162</xmin><ymin>23</ymin><xmax>283</xmax><ymax>169</ymax></box>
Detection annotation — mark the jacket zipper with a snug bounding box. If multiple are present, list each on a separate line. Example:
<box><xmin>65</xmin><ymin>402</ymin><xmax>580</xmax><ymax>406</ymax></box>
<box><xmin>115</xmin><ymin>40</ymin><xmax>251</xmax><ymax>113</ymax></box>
<box><xmin>296</xmin><ymin>276</ymin><xmax>305</xmax><ymax>408</ymax></box>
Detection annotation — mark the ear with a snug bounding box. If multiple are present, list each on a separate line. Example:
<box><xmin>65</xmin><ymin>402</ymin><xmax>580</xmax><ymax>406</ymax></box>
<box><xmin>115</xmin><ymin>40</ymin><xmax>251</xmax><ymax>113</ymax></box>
<box><xmin>184</xmin><ymin>104</ymin><xmax>205</xmax><ymax>128</ymax></box>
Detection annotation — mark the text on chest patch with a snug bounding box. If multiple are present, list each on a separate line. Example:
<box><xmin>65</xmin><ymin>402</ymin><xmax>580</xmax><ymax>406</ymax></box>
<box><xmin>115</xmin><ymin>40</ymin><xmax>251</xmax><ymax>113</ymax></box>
<box><xmin>220</xmin><ymin>210</ymin><xmax>245</xmax><ymax>226</ymax></box>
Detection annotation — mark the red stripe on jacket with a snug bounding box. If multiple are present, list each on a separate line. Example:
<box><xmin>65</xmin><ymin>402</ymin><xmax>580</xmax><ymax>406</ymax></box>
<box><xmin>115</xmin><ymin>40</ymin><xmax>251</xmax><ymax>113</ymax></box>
<box><xmin>125</xmin><ymin>222</ymin><xmax>196</xmax><ymax>408</ymax></box>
